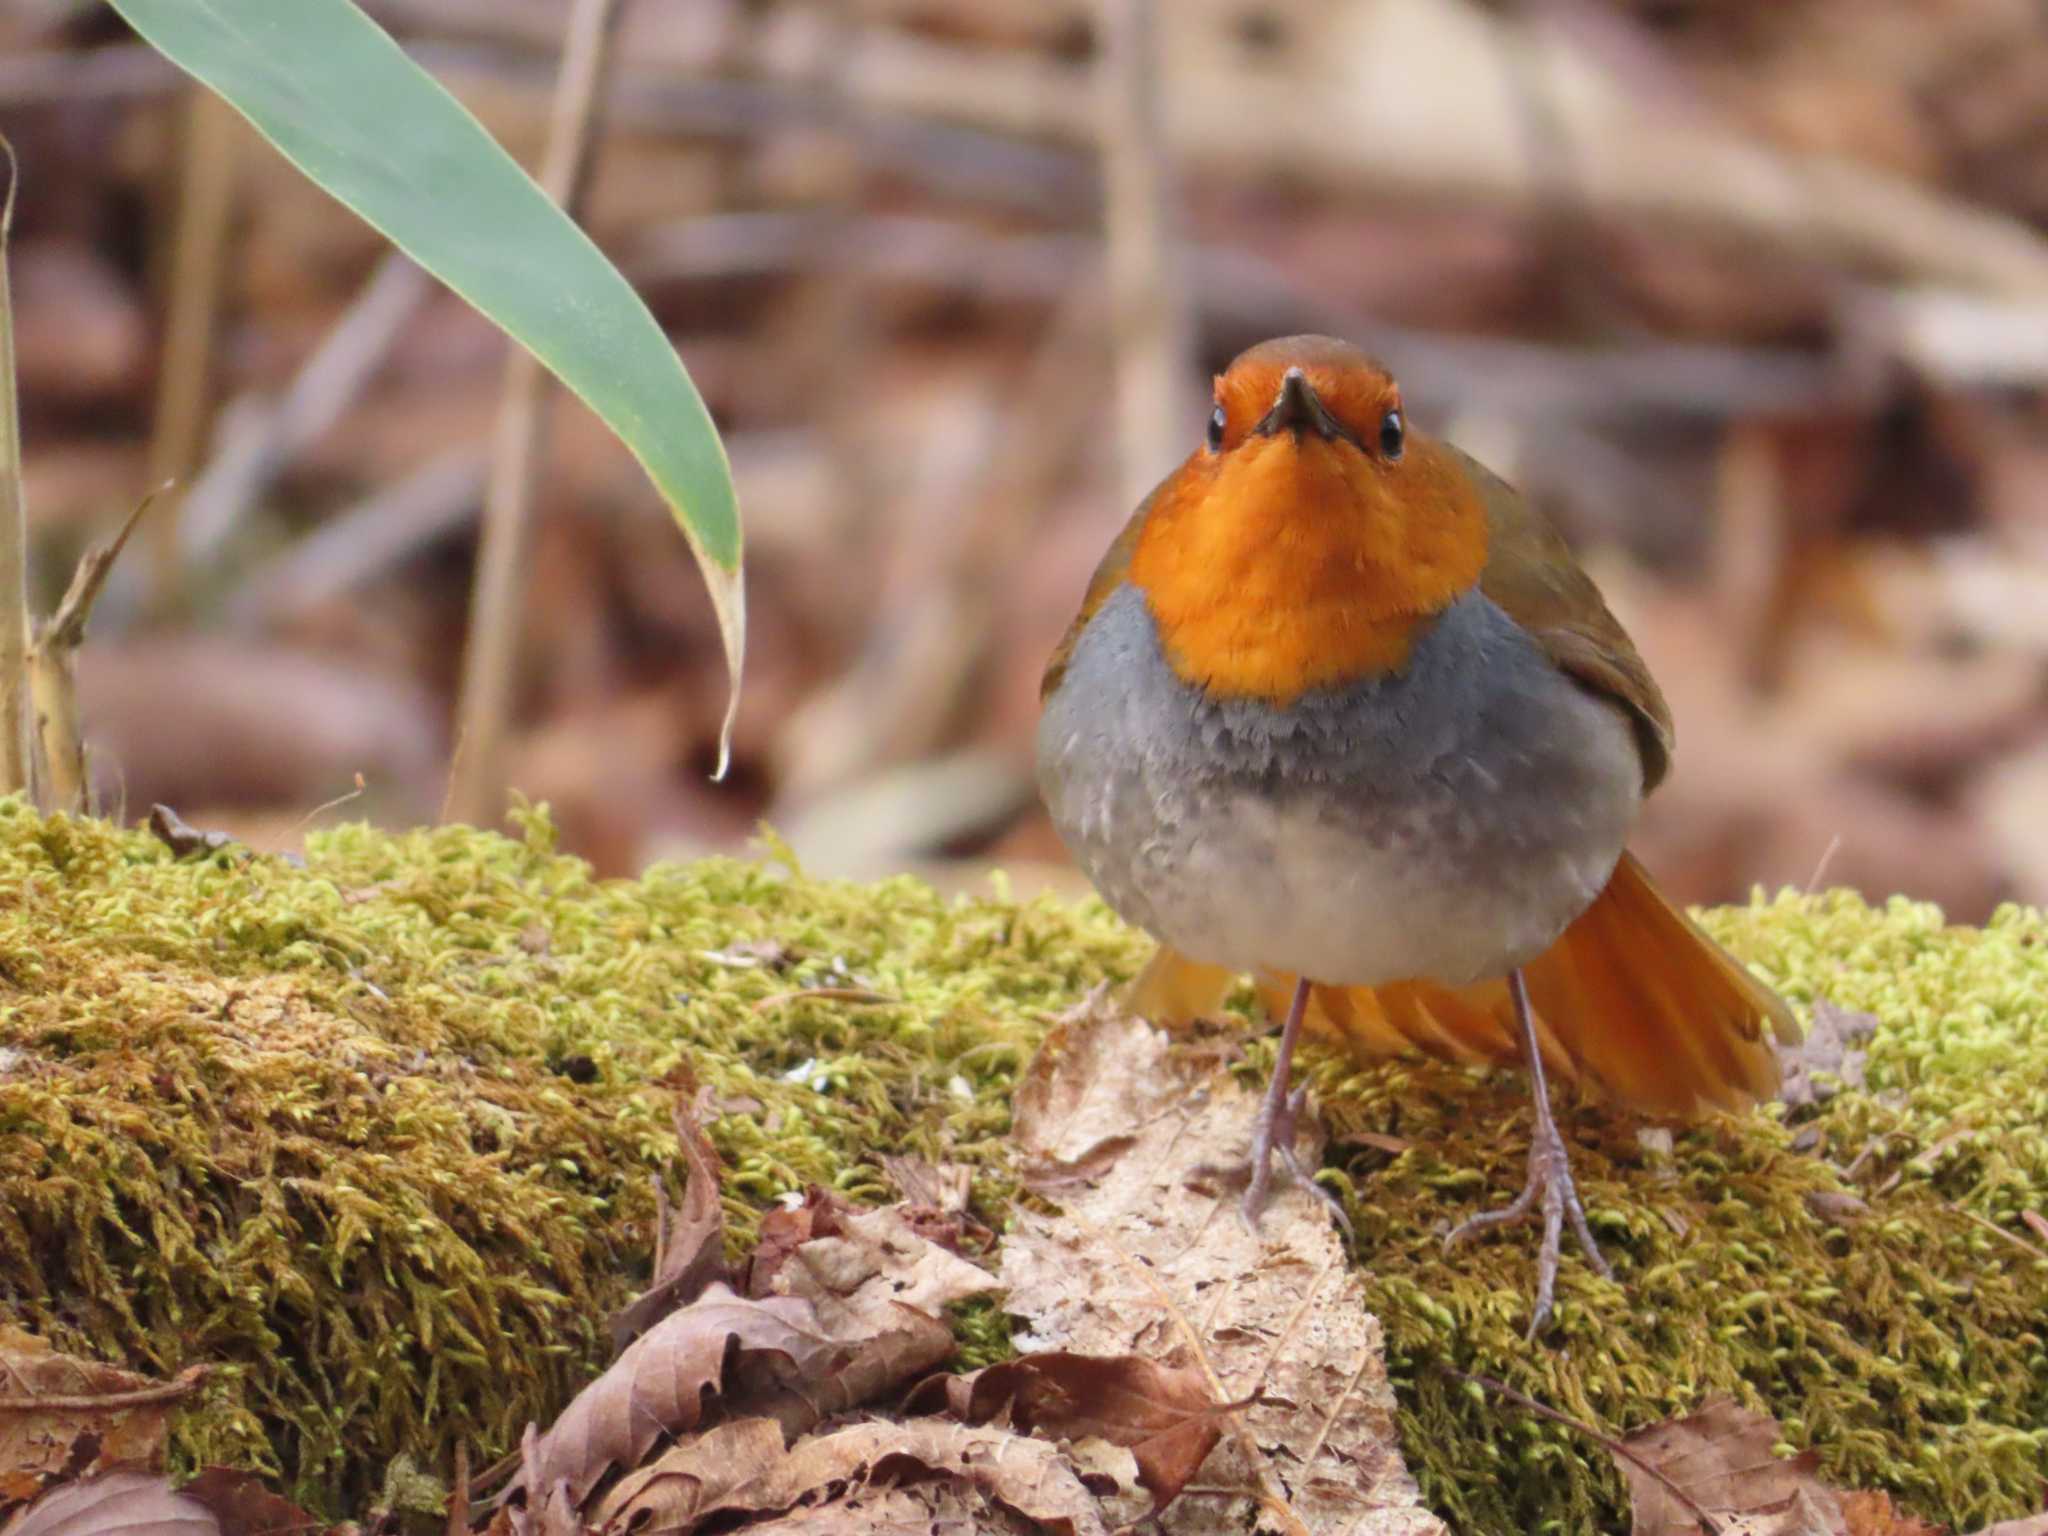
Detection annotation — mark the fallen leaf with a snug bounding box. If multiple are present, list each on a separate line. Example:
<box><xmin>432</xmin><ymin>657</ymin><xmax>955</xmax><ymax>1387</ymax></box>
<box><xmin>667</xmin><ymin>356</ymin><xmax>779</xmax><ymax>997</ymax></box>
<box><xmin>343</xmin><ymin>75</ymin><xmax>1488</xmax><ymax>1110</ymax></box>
<box><xmin>147</xmin><ymin>805</ymin><xmax>238</xmax><ymax>861</ymax></box>
<box><xmin>879</xmin><ymin>1155</ymin><xmax>971</xmax><ymax>1215</ymax></box>
<box><xmin>511</xmin><ymin>1284</ymin><xmax>836</xmax><ymax>1509</ymax></box>
<box><xmin>0</xmin><ymin>1329</ymin><xmax>196</xmax><ymax>1486</ymax></box>
<box><xmin>595</xmin><ymin>1417</ymin><xmax>1109</xmax><ymax>1536</ymax></box>
<box><xmin>1839</xmin><ymin>1489</ymin><xmax>1943</xmax><ymax>1536</ymax></box>
<box><xmin>1618</xmin><ymin>1398</ymin><xmax>1849</xmax><ymax>1536</ymax></box>
<box><xmin>745</xmin><ymin>1188</ymin><xmax>854</xmax><ymax>1298</ymax></box>
<box><xmin>609</xmin><ymin>1100</ymin><xmax>729</xmax><ymax>1350</ymax></box>
<box><xmin>1003</xmin><ymin>1000</ymin><xmax>1445</xmax><ymax>1536</ymax></box>
<box><xmin>1777</xmin><ymin>999</ymin><xmax>1878</xmax><ymax>1111</ymax></box>
<box><xmin>761</xmin><ymin>1203</ymin><xmax>997</xmax><ymax>1340</ymax></box>
<box><xmin>905</xmin><ymin>1352</ymin><xmax>1228</xmax><ymax>1512</ymax></box>
<box><xmin>0</xmin><ymin>1470</ymin><xmax>217</xmax><ymax>1536</ymax></box>
<box><xmin>1971</xmin><ymin>1518</ymin><xmax>2048</xmax><ymax>1536</ymax></box>
<box><xmin>175</xmin><ymin>1470</ymin><xmax>325</xmax><ymax>1536</ymax></box>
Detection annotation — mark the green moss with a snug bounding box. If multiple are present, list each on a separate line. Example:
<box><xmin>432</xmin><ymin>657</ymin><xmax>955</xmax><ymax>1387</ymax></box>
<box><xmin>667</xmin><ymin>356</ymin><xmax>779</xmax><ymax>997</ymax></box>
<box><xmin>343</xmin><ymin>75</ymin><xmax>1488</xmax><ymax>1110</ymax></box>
<box><xmin>0</xmin><ymin>800</ymin><xmax>2039</xmax><ymax>1530</ymax></box>
<box><xmin>0</xmin><ymin>802</ymin><xmax>1137</xmax><ymax>1512</ymax></box>
<box><xmin>1303</xmin><ymin>888</ymin><xmax>2048</xmax><ymax>1534</ymax></box>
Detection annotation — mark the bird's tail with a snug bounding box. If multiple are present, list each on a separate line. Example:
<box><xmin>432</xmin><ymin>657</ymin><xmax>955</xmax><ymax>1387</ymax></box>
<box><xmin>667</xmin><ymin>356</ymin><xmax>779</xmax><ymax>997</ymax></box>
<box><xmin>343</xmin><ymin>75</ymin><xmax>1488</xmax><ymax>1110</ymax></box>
<box><xmin>1128</xmin><ymin>852</ymin><xmax>1800</xmax><ymax>1119</ymax></box>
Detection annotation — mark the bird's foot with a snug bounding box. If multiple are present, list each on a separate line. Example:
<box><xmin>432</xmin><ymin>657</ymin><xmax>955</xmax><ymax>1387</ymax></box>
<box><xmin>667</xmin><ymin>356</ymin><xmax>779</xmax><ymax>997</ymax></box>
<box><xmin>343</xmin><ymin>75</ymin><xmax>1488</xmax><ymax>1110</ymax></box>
<box><xmin>1444</xmin><ymin>1108</ymin><xmax>1611</xmax><ymax>1338</ymax></box>
<box><xmin>1194</xmin><ymin>1081</ymin><xmax>1353</xmax><ymax>1237</ymax></box>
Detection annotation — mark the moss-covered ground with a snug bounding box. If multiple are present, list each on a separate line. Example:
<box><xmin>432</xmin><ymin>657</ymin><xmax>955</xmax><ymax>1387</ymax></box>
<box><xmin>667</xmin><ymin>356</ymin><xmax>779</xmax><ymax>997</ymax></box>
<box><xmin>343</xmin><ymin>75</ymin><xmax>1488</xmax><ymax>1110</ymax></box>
<box><xmin>0</xmin><ymin>800</ymin><xmax>2039</xmax><ymax>1529</ymax></box>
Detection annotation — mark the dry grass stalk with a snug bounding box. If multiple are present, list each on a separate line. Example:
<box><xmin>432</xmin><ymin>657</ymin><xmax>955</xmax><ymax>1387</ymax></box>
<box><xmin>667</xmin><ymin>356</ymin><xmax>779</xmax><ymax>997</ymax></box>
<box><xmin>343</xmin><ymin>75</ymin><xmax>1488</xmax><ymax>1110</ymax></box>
<box><xmin>0</xmin><ymin>139</ymin><xmax>30</xmax><ymax>798</ymax></box>
<box><xmin>443</xmin><ymin>0</ymin><xmax>624</xmax><ymax>829</ymax></box>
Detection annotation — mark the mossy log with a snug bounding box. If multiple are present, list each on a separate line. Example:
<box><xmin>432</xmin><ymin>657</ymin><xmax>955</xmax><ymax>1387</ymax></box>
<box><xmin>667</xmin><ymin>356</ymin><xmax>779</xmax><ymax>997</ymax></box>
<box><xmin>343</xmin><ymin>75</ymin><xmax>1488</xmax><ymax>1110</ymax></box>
<box><xmin>0</xmin><ymin>801</ymin><xmax>2038</xmax><ymax>1529</ymax></box>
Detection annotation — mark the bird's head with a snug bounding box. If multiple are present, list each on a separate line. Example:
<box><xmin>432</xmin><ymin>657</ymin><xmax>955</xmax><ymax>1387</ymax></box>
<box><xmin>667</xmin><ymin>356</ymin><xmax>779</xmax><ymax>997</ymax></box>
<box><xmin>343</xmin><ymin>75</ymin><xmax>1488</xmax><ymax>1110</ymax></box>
<box><xmin>1128</xmin><ymin>334</ymin><xmax>1489</xmax><ymax>701</ymax></box>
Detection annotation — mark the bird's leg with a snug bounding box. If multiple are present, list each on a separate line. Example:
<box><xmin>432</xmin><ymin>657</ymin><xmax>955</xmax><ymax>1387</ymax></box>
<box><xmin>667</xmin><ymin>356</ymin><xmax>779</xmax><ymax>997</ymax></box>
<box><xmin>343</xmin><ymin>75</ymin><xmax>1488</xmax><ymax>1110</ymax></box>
<box><xmin>1198</xmin><ymin>977</ymin><xmax>1352</xmax><ymax>1235</ymax></box>
<box><xmin>1444</xmin><ymin>969</ymin><xmax>1612</xmax><ymax>1337</ymax></box>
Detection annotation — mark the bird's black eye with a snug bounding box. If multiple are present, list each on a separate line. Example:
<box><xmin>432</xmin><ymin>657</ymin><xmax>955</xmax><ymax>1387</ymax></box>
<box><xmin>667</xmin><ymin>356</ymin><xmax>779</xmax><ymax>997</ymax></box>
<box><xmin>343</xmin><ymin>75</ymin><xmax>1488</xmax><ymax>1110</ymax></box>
<box><xmin>1379</xmin><ymin>409</ymin><xmax>1405</xmax><ymax>460</ymax></box>
<box><xmin>1207</xmin><ymin>404</ymin><xmax>1227</xmax><ymax>451</ymax></box>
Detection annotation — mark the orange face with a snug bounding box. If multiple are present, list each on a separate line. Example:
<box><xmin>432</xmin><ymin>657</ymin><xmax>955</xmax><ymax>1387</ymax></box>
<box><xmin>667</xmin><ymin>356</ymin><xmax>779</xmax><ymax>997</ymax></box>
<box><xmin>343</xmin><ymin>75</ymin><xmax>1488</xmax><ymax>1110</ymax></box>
<box><xmin>1127</xmin><ymin>335</ymin><xmax>1489</xmax><ymax>702</ymax></box>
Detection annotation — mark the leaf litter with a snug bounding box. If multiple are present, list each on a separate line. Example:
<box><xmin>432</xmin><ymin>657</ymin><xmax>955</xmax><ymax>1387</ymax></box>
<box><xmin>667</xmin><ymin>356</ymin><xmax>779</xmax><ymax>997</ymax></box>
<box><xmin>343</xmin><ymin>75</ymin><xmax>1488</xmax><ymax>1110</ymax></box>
<box><xmin>1002</xmin><ymin>996</ymin><xmax>1446</xmax><ymax>1536</ymax></box>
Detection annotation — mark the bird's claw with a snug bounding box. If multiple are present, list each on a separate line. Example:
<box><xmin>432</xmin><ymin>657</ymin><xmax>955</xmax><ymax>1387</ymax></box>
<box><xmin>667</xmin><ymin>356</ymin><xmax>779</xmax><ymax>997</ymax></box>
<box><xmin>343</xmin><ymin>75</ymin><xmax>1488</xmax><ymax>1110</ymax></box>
<box><xmin>1194</xmin><ymin>1082</ymin><xmax>1353</xmax><ymax>1237</ymax></box>
<box><xmin>1445</xmin><ymin>1108</ymin><xmax>1610</xmax><ymax>1338</ymax></box>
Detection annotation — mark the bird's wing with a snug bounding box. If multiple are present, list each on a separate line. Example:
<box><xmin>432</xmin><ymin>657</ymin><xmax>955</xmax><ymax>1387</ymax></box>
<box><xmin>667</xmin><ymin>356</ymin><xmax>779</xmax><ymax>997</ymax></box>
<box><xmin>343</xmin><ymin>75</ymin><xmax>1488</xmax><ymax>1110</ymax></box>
<box><xmin>1450</xmin><ymin>444</ymin><xmax>1675</xmax><ymax>793</ymax></box>
<box><xmin>1039</xmin><ymin>486</ymin><xmax>1158</xmax><ymax>699</ymax></box>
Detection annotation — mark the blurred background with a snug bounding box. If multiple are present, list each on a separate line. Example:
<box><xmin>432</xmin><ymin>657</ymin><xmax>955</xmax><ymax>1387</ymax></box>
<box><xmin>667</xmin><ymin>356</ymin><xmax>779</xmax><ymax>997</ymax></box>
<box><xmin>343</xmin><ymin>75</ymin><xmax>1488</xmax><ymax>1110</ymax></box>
<box><xmin>9</xmin><ymin>0</ymin><xmax>2048</xmax><ymax>921</ymax></box>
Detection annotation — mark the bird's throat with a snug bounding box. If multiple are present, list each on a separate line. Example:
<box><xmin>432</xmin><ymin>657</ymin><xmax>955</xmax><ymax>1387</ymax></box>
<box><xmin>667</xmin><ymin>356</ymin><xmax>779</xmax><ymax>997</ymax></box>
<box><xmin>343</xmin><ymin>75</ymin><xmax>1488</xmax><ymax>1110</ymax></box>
<box><xmin>1128</xmin><ymin>435</ymin><xmax>1488</xmax><ymax>702</ymax></box>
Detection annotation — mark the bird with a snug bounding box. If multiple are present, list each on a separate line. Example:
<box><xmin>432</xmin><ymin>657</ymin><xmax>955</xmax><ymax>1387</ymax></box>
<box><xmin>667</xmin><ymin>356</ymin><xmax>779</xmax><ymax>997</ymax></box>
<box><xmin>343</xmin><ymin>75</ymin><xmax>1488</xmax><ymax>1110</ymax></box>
<box><xmin>1036</xmin><ymin>333</ymin><xmax>1800</xmax><ymax>1335</ymax></box>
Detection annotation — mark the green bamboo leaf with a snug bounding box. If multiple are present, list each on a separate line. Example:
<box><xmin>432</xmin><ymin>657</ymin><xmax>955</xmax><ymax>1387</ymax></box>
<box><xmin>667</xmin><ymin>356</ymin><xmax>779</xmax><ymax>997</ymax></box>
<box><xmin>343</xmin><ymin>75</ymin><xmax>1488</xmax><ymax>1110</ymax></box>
<box><xmin>106</xmin><ymin>0</ymin><xmax>744</xmax><ymax>764</ymax></box>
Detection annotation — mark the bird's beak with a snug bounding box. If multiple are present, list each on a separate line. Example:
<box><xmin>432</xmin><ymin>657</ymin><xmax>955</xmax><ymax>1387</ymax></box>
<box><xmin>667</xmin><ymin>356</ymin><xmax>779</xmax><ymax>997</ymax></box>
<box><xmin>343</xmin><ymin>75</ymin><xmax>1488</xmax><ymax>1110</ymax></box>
<box><xmin>1252</xmin><ymin>367</ymin><xmax>1341</xmax><ymax>441</ymax></box>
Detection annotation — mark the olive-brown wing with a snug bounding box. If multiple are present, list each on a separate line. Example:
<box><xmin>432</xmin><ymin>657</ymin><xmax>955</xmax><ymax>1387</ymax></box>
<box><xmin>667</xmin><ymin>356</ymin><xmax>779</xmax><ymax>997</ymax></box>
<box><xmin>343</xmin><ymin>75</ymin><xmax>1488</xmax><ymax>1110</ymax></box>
<box><xmin>1449</xmin><ymin>444</ymin><xmax>1675</xmax><ymax>793</ymax></box>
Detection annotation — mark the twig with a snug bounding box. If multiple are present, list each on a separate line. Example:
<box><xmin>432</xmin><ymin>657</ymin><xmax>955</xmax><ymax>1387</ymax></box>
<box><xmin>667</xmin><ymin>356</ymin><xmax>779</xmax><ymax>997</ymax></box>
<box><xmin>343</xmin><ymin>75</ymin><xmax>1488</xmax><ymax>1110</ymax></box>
<box><xmin>443</xmin><ymin>0</ymin><xmax>624</xmax><ymax>828</ymax></box>
<box><xmin>1434</xmin><ymin>1364</ymin><xmax>1727</xmax><ymax>1536</ymax></box>
<box><xmin>227</xmin><ymin>448</ymin><xmax>486</xmax><ymax>629</ymax></box>
<box><xmin>172</xmin><ymin>251</ymin><xmax>431</xmax><ymax>579</ymax></box>
<box><xmin>0</xmin><ymin>1361</ymin><xmax>209</xmax><ymax>1412</ymax></box>
<box><xmin>1096</xmin><ymin>0</ymin><xmax>1194</xmax><ymax>509</ymax></box>
<box><xmin>145</xmin><ymin>86</ymin><xmax>239</xmax><ymax>600</ymax></box>
<box><xmin>751</xmin><ymin>986</ymin><xmax>899</xmax><ymax>1012</ymax></box>
<box><xmin>0</xmin><ymin>135</ymin><xmax>28</xmax><ymax>798</ymax></box>
<box><xmin>1950</xmin><ymin>1203</ymin><xmax>2048</xmax><ymax>1265</ymax></box>
<box><xmin>28</xmin><ymin>485</ymin><xmax>165</xmax><ymax>811</ymax></box>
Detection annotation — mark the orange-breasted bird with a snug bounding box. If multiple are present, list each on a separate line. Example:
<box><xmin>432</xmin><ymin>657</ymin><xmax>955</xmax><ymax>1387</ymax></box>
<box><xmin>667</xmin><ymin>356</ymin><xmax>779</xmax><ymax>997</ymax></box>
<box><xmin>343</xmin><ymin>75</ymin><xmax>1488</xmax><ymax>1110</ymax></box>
<box><xmin>1037</xmin><ymin>334</ymin><xmax>1799</xmax><ymax>1335</ymax></box>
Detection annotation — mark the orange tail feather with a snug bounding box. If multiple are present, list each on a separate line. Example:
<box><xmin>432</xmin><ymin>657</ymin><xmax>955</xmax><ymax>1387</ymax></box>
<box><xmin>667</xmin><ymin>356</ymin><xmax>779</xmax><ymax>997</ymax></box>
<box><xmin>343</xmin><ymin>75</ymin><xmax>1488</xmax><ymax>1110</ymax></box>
<box><xmin>1133</xmin><ymin>853</ymin><xmax>1799</xmax><ymax>1120</ymax></box>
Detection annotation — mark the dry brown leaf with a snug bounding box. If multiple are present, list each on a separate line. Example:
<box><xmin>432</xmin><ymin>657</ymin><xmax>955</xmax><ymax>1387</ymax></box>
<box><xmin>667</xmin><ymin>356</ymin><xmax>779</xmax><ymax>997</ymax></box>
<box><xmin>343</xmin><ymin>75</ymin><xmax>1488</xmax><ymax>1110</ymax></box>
<box><xmin>0</xmin><ymin>1470</ymin><xmax>218</xmax><ymax>1536</ymax></box>
<box><xmin>1777</xmin><ymin>1000</ymin><xmax>1878</xmax><ymax>1112</ymax></box>
<box><xmin>760</xmin><ymin>1203</ymin><xmax>997</xmax><ymax>1340</ymax></box>
<box><xmin>879</xmin><ymin>1154</ymin><xmax>971</xmax><ymax>1215</ymax></box>
<box><xmin>175</xmin><ymin>1470</ymin><xmax>326</xmax><ymax>1536</ymax></box>
<box><xmin>745</xmin><ymin>1189</ymin><xmax>855</xmax><ymax>1298</ymax></box>
<box><xmin>904</xmin><ymin>1352</ymin><xmax>1228</xmax><ymax>1512</ymax></box>
<box><xmin>1003</xmin><ymin>1000</ymin><xmax>1446</xmax><ymax>1536</ymax></box>
<box><xmin>735</xmin><ymin>1202</ymin><xmax>999</xmax><ymax>1437</ymax></box>
<box><xmin>0</xmin><ymin>1329</ymin><xmax>192</xmax><ymax>1487</ymax></box>
<box><xmin>609</xmin><ymin>1100</ymin><xmax>730</xmax><ymax>1350</ymax></box>
<box><xmin>511</xmin><ymin>1284</ymin><xmax>836</xmax><ymax>1509</ymax></box>
<box><xmin>1618</xmin><ymin>1399</ymin><xmax>1848</xmax><ymax>1536</ymax></box>
<box><xmin>1839</xmin><ymin>1489</ymin><xmax>1944</xmax><ymax>1536</ymax></box>
<box><xmin>595</xmin><ymin>1416</ymin><xmax>1109</xmax><ymax>1536</ymax></box>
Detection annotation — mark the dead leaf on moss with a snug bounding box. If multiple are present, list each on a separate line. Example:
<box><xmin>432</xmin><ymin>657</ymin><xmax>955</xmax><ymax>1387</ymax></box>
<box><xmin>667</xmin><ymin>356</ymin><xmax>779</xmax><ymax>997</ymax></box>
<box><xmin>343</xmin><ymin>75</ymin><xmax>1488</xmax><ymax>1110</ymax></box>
<box><xmin>879</xmin><ymin>1154</ymin><xmax>970</xmax><ymax>1214</ymax></box>
<box><xmin>595</xmin><ymin>1416</ymin><xmax>1108</xmax><ymax>1536</ymax></box>
<box><xmin>609</xmin><ymin>1100</ymin><xmax>730</xmax><ymax>1350</ymax></box>
<box><xmin>745</xmin><ymin>1188</ymin><xmax>854</xmax><ymax>1298</ymax></box>
<box><xmin>1003</xmin><ymin>1001</ymin><xmax>1446</xmax><ymax>1536</ymax></box>
<box><xmin>1777</xmin><ymin>999</ymin><xmax>1877</xmax><ymax>1111</ymax></box>
<box><xmin>0</xmin><ymin>1329</ymin><xmax>197</xmax><ymax>1489</ymax></box>
<box><xmin>512</xmin><ymin>1284</ymin><xmax>836</xmax><ymax>1509</ymax></box>
<box><xmin>175</xmin><ymin>1469</ymin><xmax>326</xmax><ymax>1535</ymax></box>
<box><xmin>761</xmin><ymin>1202</ymin><xmax>997</xmax><ymax>1338</ymax></box>
<box><xmin>904</xmin><ymin>1352</ymin><xmax>1232</xmax><ymax>1512</ymax></box>
<box><xmin>0</xmin><ymin>1470</ymin><xmax>217</xmax><ymax>1536</ymax></box>
<box><xmin>1618</xmin><ymin>1398</ymin><xmax>1848</xmax><ymax>1536</ymax></box>
<box><xmin>1839</xmin><ymin>1489</ymin><xmax>1944</xmax><ymax>1536</ymax></box>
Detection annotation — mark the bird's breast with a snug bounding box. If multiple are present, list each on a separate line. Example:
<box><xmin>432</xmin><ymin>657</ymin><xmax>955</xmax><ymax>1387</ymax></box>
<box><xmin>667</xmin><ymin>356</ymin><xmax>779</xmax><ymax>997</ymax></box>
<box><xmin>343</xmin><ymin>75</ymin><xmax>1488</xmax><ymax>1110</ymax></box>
<box><xmin>1036</xmin><ymin>583</ymin><xmax>1643</xmax><ymax>986</ymax></box>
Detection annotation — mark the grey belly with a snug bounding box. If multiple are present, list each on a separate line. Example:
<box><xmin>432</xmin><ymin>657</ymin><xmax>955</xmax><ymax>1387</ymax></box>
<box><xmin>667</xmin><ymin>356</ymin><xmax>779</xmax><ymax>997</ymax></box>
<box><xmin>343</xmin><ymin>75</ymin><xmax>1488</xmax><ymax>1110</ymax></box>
<box><xmin>1037</xmin><ymin>585</ymin><xmax>1643</xmax><ymax>987</ymax></box>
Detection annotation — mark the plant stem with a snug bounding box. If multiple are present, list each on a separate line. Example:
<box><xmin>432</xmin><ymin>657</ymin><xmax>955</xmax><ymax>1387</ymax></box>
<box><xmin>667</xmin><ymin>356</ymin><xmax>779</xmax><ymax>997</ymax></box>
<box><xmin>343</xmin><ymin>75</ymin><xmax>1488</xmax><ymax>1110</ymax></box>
<box><xmin>444</xmin><ymin>0</ymin><xmax>624</xmax><ymax>828</ymax></box>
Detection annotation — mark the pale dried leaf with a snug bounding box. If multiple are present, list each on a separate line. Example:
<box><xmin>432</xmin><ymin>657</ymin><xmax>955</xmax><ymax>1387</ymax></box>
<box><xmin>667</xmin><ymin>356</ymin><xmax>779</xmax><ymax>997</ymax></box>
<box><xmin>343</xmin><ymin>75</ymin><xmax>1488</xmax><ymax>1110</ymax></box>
<box><xmin>905</xmin><ymin>1352</ymin><xmax>1227</xmax><ymax>1511</ymax></box>
<box><xmin>1776</xmin><ymin>1000</ymin><xmax>1877</xmax><ymax>1111</ymax></box>
<box><xmin>1003</xmin><ymin>1002</ymin><xmax>1445</xmax><ymax>1536</ymax></box>
<box><xmin>1970</xmin><ymin>1519</ymin><xmax>2048</xmax><ymax>1536</ymax></box>
<box><xmin>610</xmin><ymin>1100</ymin><xmax>729</xmax><ymax>1350</ymax></box>
<box><xmin>879</xmin><ymin>1154</ymin><xmax>972</xmax><ymax>1215</ymax></box>
<box><xmin>1619</xmin><ymin>1399</ymin><xmax>1848</xmax><ymax>1536</ymax></box>
<box><xmin>512</xmin><ymin>1284</ymin><xmax>835</xmax><ymax>1508</ymax></box>
<box><xmin>0</xmin><ymin>1471</ymin><xmax>217</xmax><ymax>1536</ymax></box>
<box><xmin>763</xmin><ymin>1204</ymin><xmax>997</xmax><ymax>1340</ymax></box>
<box><xmin>597</xmin><ymin>1417</ymin><xmax>1108</xmax><ymax>1536</ymax></box>
<box><xmin>0</xmin><ymin>1329</ymin><xmax>182</xmax><ymax>1483</ymax></box>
